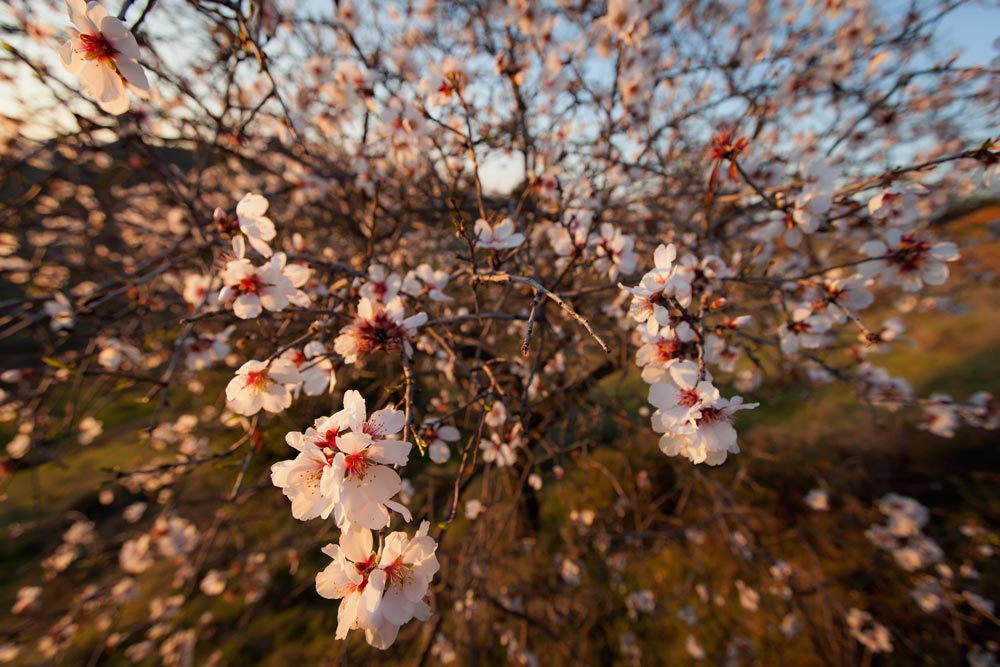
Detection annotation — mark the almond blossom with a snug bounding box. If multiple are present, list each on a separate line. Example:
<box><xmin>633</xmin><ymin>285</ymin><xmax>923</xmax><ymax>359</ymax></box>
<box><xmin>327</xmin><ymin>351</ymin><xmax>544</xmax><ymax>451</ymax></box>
<box><xmin>648</xmin><ymin>361</ymin><xmax>758</xmax><ymax>466</ymax></box>
<box><xmin>859</xmin><ymin>230</ymin><xmax>960</xmax><ymax>292</ymax></box>
<box><xmin>225</xmin><ymin>359</ymin><xmax>301</xmax><ymax>416</ymax></box>
<box><xmin>316</xmin><ymin>522</ymin><xmax>439</xmax><ymax>650</ymax></box>
<box><xmin>334</xmin><ymin>297</ymin><xmax>427</xmax><ymax>364</ymax></box>
<box><xmin>620</xmin><ymin>244</ymin><xmax>694</xmax><ymax>334</ymax></box>
<box><xmin>474</xmin><ymin>217</ymin><xmax>525</xmax><ymax>250</ymax></box>
<box><xmin>360</xmin><ymin>265</ymin><xmax>402</xmax><ymax>303</ymax></box>
<box><xmin>233</xmin><ymin>193</ymin><xmax>277</xmax><ymax>258</ymax></box>
<box><xmin>846</xmin><ymin>608</ymin><xmax>893</xmax><ymax>653</ymax></box>
<box><xmin>270</xmin><ymin>427</ymin><xmax>341</xmax><ymax>521</ymax></box>
<box><xmin>810</xmin><ymin>276</ymin><xmax>874</xmax><ymax>324</ymax></box>
<box><xmin>58</xmin><ymin>0</ymin><xmax>150</xmax><ymax>114</ymax></box>
<box><xmin>280</xmin><ymin>341</ymin><xmax>336</xmax><ymax>397</ymax></box>
<box><xmin>422</xmin><ymin>420</ymin><xmax>461</xmax><ymax>464</ymax></box>
<box><xmin>44</xmin><ymin>292</ymin><xmax>74</xmax><ymax>331</ymax></box>
<box><xmin>479</xmin><ymin>431</ymin><xmax>519</xmax><ymax>467</ymax></box>
<box><xmin>219</xmin><ymin>252</ymin><xmax>311</xmax><ymax>319</ymax></box>
<box><xmin>402</xmin><ymin>264</ymin><xmax>453</xmax><ymax>302</ymax></box>
<box><xmin>183</xmin><ymin>328</ymin><xmax>232</xmax><ymax>371</ymax></box>
<box><xmin>97</xmin><ymin>337</ymin><xmax>142</xmax><ymax>370</ymax></box>
<box><xmin>547</xmin><ymin>210</ymin><xmax>591</xmax><ymax>268</ymax></box>
<box><xmin>271</xmin><ymin>390</ymin><xmax>411</xmax><ymax>529</ymax></box>
<box><xmin>591</xmin><ymin>222</ymin><xmax>638</xmax><ymax>281</ymax></box>
<box><xmin>315</xmin><ymin>527</ymin><xmax>383</xmax><ymax>642</ymax></box>
<box><xmin>366</xmin><ymin>521</ymin><xmax>440</xmax><ymax>646</ymax></box>
<box><xmin>181</xmin><ymin>273</ymin><xmax>220</xmax><ymax>308</ymax></box>
<box><xmin>635</xmin><ymin>322</ymin><xmax>697</xmax><ymax>383</ymax></box>
<box><xmin>778</xmin><ymin>305</ymin><xmax>831</xmax><ymax>355</ymax></box>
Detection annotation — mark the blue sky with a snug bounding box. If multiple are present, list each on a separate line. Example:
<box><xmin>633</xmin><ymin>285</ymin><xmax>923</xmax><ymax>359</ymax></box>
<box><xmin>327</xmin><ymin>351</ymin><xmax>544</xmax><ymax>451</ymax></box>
<box><xmin>4</xmin><ymin>0</ymin><xmax>997</xmax><ymax>194</ymax></box>
<box><xmin>935</xmin><ymin>3</ymin><xmax>999</xmax><ymax>66</ymax></box>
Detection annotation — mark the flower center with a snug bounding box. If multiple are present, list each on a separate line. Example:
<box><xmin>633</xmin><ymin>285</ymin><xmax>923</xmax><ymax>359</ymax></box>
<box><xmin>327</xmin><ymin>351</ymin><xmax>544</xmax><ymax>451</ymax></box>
<box><xmin>321</xmin><ymin>429</ymin><xmax>340</xmax><ymax>449</ymax></box>
<box><xmin>343</xmin><ymin>451</ymin><xmax>369</xmax><ymax>479</ymax></box>
<box><xmin>79</xmin><ymin>33</ymin><xmax>117</xmax><ymax>65</ymax></box>
<box><xmin>890</xmin><ymin>235</ymin><xmax>931</xmax><ymax>273</ymax></box>
<box><xmin>354</xmin><ymin>310</ymin><xmax>409</xmax><ymax>355</ymax></box>
<box><xmin>244</xmin><ymin>369</ymin><xmax>270</xmax><ymax>391</ymax></box>
<box><xmin>237</xmin><ymin>273</ymin><xmax>265</xmax><ymax>294</ymax></box>
<box><xmin>679</xmin><ymin>388</ymin><xmax>701</xmax><ymax>408</ymax></box>
<box><xmin>656</xmin><ymin>338</ymin><xmax>686</xmax><ymax>363</ymax></box>
<box><xmin>382</xmin><ymin>556</ymin><xmax>410</xmax><ymax>588</ymax></box>
<box><xmin>697</xmin><ymin>406</ymin><xmax>728</xmax><ymax>425</ymax></box>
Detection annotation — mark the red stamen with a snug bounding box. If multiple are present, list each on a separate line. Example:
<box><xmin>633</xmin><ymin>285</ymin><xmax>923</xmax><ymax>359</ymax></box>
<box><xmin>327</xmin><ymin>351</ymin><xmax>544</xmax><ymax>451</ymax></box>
<box><xmin>79</xmin><ymin>33</ymin><xmax>117</xmax><ymax>65</ymax></box>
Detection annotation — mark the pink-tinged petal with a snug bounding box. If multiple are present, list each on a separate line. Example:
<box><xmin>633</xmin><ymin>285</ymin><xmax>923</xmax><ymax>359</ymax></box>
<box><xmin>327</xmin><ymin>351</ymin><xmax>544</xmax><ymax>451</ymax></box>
<box><xmin>368</xmin><ymin>406</ymin><xmax>404</xmax><ymax>437</ymax></box>
<box><xmin>654</xmin><ymin>243</ymin><xmax>676</xmax><ymax>268</ymax></box>
<box><xmin>59</xmin><ymin>39</ymin><xmax>85</xmax><ymax>74</ymax></box>
<box><xmin>365</xmin><ymin>620</ymin><xmax>400</xmax><ymax>650</ymax></box>
<box><xmin>368</xmin><ymin>439</ymin><xmax>411</xmax><ymax>466</ymax></box>
<box><xmin>336</xmin><ymin>431</ymin><xmax>372</xmax><ymax>455</ymax></box>
<box><xmin>290</xmin><ymin>489</ymin><xmax>323</xmax><ymax>521</ymax></box>
<box><xmin>261</xmin><ymin>384</ymin><xmax>292</xmax><ymax>413</ymax></box>
<box><xmin>86</xmin><ymin>2</ymin><xmax>109</xmax><ymax>25</ymax></box>
<box><xmin>98</xmin><ymin>91</ymin><xmax>130</xmax><ymax>115</ymax></box>
<box><xmin>254</xmin><ymin>216</ymin><xmax>277</xmax><ymax>241</ymax></box>
<box><xmin>438</xmin><ymin>425</ymin><xmax>460</xmax><ymax>441</ymax></box>
<box><xmin>428</xmin><ymin>441</ymin><xmax>449</xmax><ymax>463</ymax></box>
<box><xmin>283</xmin><ymin>263</ymin><xmax>310</xmax><ymax>288</ymax></box>
<box><xmin>100</xmin><ymin>16</ymin><xmax>139</xmax><ymax>57</ymax></box>
<box><xmin>668</xmin><ymin>360</ymin><xmax>700</xmax><ymax>389</ymax></box>
<box><xmin>259</xmin><ymin>286</ymin><xmax>289</xmax><ymax>312</ymax></box>
<box><xmin>380</xmin><ymin>588</ymin><xmax>412</xmax><ymax>625</ymax></box>
<box><xmin>78</xmin><ymin>59</ymin><xmax>119</xmax><ymax>101</ymax></box>
<box><xmin>269</xmin><ymin>460</ymin><xmax>294</xmax><ymax>487</ymax></box>
<box><xmin>658</xmin><ymin>432</ymin><xmax>686</xmax><ymax>457</ymax></box>
<box><xmin>930</xmin><ymin>242</ymin><xmax>958</xmax><ymax>262</ymax></box>
<box><xmin>342</xmin><ymin>390</ymin><xmax>367</xmax><ymax>429</ymax></box>
<box><xmin>411</xmin><ymin>600</ymin><xmax>432</xmax><ymax>622</ymax></box>
<box><xmin>340</xmin><ymin>526</ymin><xmax>374</xmax><ymax>563</ymax></box>
<box><xmin>859</xmin><ymin>240</ymin><xmax>887</xmax><ymax>258</ymax></box>
<box><xmin>285</xmin><ymin>430</ymin><xmax>309</xmax><ymax>452</ymax></box>
<box><xmin>315</xmin><ymin>562</ymin><xmax>351</xmax><ymax>600</ymax></box>
<box><xmin>403</xmin><ymin>312</ymin><xmax>427</xmax><ymax>330</ymax></box>
<box><xmin>114</xmin><ymin>56</ymin><xmax>149</xmax><ymax>91</ymax></box>
<box><xmin>268</xmin><ymin>358</ymin><xmax>301</xmax><ymax>384</ymax></box>
<box><xmin>287</xmin><ymin>289</ymin><xmax>311</xmax><ymax>307</ymax></box>
<box><xmin>473</xmin><ymin>219</ymin><xmax>492</xmax><ymax>244</ymax></box>
<box><xmin>366</xmin><ymin>566</ymin><xmax>386</xmax><ymax>594</ymax></box>
<box><xmin>68</xmin><ymin>0</ymin><xmax>97</xmax><ymax>33</ymax></box>
<box><xmin>349</xmin><ymin>499</ymin><xmax>390</xmax><ymax>530</ymax></box>
<box><xmin>648</xmin><ymin>381</ymin><xmax>681</xmax><ymax>410</ymax></box>
<box><xmin>505</xmin><ymin>232</ymin><xmax>526</xmax><ymax>248</ymax></box>
<box><xmin>233</xmin><ymin>294</ymin><xmax>261</xmax><ymax>319</ymax></box>
<box><xmin>269</xmin><ymin>252</ymin><xmax>288</xmax><ymax>271</ymax></box>
<box><xmin>364</xmin><ymin>464</ymin><xmax>401</xmax><ymax>497</ymax></box>
<box><xmin>494</xmin><ymin>217</ymin><xmax>514</xmax><ymax>238</ymax></box>
<box><xmin>384</xmin><ymin>499</ymin><xmax>412</xmax><ymax>523</ymax></box>
<box><xmin>335</xmin><ymin>592</ymin><xmax>361</xmax><ymax>638</ymax></box>
<box><xmin>243</xmin><ymin>233</ymin><xmax>272</xmax><ymax>258</ymax></box>
<box><xmin>236</xmin><ymin>193</ymin><xmax>269</xmax><ymax>220</ymax></box>
<box><xmin>358</xmin><ymin>297</ymin><xmax>375</xmax><ymax>320</ymax></box>
<box><xmin>921</xmin><ymin>262</ymin><xmax>948</xmax><ymax>286</ymax></box>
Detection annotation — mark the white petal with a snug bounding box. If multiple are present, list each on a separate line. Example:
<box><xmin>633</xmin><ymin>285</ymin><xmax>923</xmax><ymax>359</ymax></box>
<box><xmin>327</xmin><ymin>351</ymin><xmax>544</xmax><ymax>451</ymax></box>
<box><xmin>114</xmin><ymin>56</ymin><xmax>149</xmax><ymax>91</ymax></box>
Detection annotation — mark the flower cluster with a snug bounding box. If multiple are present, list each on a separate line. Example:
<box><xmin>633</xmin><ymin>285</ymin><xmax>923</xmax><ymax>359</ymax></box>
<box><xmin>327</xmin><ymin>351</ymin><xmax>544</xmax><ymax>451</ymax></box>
<box><xmin>271</xmin><ymin>391</ymin><xmax>439</xmax><ymax>649</ymax></box>
<box><xmin>315</xmin><ymin>523</ymin><xmax>439</xmax><ymax>649</ymax></box>
<box><xmin>622</xmin><ymin>244</ymin><xmax>757</xmax><ymax>465</ymax></box>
